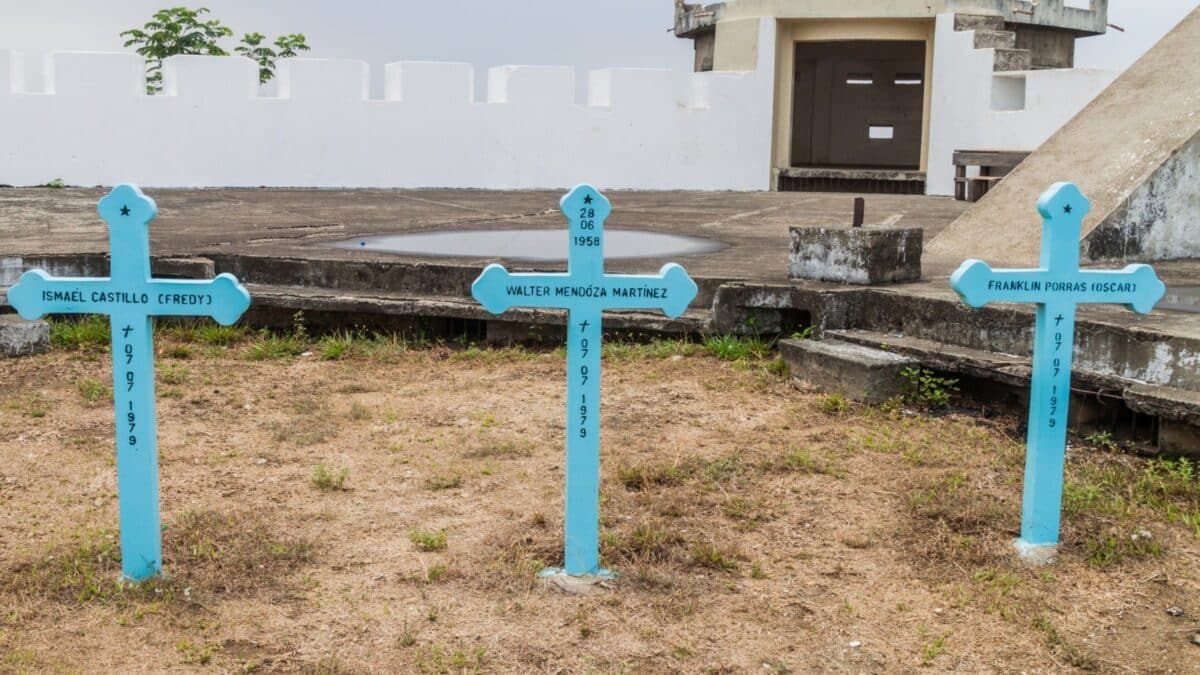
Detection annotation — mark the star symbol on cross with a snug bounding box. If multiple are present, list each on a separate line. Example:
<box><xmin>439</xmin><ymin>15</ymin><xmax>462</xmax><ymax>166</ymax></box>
<box><xmin>583</xmin><ymin>195</ymin><xmax>593</xmax><ymax>205</ymax></box>
<box><xmin>120</xmin><ymin>205</ymin><xmax>131</xmax><ymax>216</ymax></box>
<box><xmin>1063</xmin><ymin>204</ymin><xmax>1072</xmax><ymax>215</ymax></box>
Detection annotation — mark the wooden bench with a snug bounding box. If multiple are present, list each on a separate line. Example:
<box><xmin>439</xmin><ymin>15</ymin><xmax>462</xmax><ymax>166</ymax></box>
<box><xmin>953</xmin><ymin>150</ymin><xmax>1031</xmax><ymax>202</ymax></box>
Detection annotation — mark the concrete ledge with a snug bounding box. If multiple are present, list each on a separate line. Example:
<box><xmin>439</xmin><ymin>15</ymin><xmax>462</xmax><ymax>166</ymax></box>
<box><xmin>789</xmin><ymin>227</ymin><xmax>923</xmax><ymax>286</ymax></box>
<box><xmin>779</xmin><ymin>338</ymin><xmax>917</xmax><ymax>404</ymax></box>
<box><xmin>0</xmin><ymin>314</ymin><xmax>50</xmax><ymax>357</ymax></box>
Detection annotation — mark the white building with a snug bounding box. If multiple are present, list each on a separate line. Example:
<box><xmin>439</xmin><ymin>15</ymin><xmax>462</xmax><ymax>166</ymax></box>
<box><xmin>0</xmin><ymin>1</ymin><xmax>1117</xmax><ymax>194</ymax></box>
<box><xmin>675</xmin><ymin>0</ymin><xmax>1117</xmax><ymax>195</ymax></box>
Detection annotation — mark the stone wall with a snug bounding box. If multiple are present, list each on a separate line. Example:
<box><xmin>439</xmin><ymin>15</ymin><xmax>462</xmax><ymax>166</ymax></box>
<box><xmin>0</xmin><ymin>20</ymin><xmax>775</xmax><ymax>191</ymax></box>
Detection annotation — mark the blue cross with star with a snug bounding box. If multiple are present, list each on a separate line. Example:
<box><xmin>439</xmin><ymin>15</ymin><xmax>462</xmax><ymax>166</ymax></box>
<box><xmin>950</xmin><ymin>182</ymin><xmax>1165</xmax><ymax>560</ymax></box>
<box><xmin>472</xmin><ymin>184</ymin><xmax>698</xmax><ymax>578</ymax></box>
<box><xmin>7</xmin><ymin>184</ymin><xmax>252</xmax><ymax>581</ymax></box>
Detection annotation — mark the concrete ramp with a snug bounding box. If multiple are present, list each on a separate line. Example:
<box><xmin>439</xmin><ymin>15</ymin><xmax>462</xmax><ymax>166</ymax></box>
<box><xmin>928</xmin><ymin>8</ymin><xmax>1200</xmax><ymax>267</ymax></box>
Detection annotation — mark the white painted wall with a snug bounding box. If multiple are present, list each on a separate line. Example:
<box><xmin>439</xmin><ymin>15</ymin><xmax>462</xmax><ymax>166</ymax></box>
<box><xmin>0</xmin><ymin>20</ymin><xmax>776</xmax><ymax>191</ymax></box>
<box><xmin>926</xmin><ymin>13</ymin><xmax>1117</xmax><ymax>195</ymax></box>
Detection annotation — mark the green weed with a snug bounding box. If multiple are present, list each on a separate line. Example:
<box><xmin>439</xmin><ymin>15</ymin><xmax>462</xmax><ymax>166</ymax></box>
<box><xmin>49</xmin><ymin>316</ymin><xmax>110</xmax><ymax>352</ymax></box>
<box><xmin>702</xmin><ymin>334</ymin><xmax>775</xmax><ymax>362</ymax></box>
<box><xmin>409</xmin><ymin>530</ymin><xmax>448</xmax><ymax>552</ymax></box>
<box><xmin>317</xmin><ymin>332</ymin><xmax>357</xmax><ymax>361</ymax></box>
<box><xmin>424</xmin><ymin>472</ymin><xmax>463</xmax><ymax>491</ymax></box>
<box><xmin>311</xmin><ymin>464</ymin><xmax>349</xmax><ymax>491</ymax></box>
<box><xmin>900</xmin><ymin>367</ymin><xmax>958</xmax><ymax>409</ymax></box>
<box><xmin>920</xmin><ymin>632</ymin><xmax>950</xmax><ymax>666</ymax></box>
<box><xmin>76</xmin><ymin>377</ymin><xmax>111</xmax><ymax>403</ymax></box>
<box><xmin>688</xmin><ymin>542</ymin><xmax>739</xmax><ymax>571</ymax></box>
<box><xmin>158</xmin><ymin>364</ymin><xmax>189</xmax><ymax>385</ymax></box>
<box><xmin>819</xmin><ymin>393</ymin><xmax>849</xmax><ymax>415</ymax></box>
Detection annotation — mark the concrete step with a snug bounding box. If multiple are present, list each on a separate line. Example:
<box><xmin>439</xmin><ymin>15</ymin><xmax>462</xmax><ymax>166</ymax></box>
<box><xmin>244</xmin><ymin>283</ymin><xmax>713</xmax><ymax>336</ymax></box>
<box><xmin>993</xmin><ymin>48</ymin><xmax>1033</xmax><ymax>72</ymax></box>
<box><xmin>779</xmin><ymin>337</ymin><xmax>917</xmax><ymax>405</ymax></box>
<box><xmin>829</xmin><ymin>328</ymin><xmax>1200</xmax><ymax>451</ymax></box>
<box><xmin>954</xmin><ymin>13</ymin><xmax>1005</xmax><ymax>32</ymax></box>
<box><xmin>974</xmin><ymin>30</ymin><xmax>1017</xmax><ymax>50</ymax></box>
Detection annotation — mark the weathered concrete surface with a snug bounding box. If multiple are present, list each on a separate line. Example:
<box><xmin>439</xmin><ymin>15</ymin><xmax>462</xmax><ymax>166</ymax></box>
<box><xmin>789</xmin><ymin>227</ymin><xmax>922</xmax><ymax>285</ymax></box>
<box><xmin>929</xmin><ymin>8</ymin><xmax>1200</xmax><ymax>266</ymax></box>
<box><xmin>779</xmin><ymin>338</ymin><xmax>916</xmax><ymax>404</ymax></box>
<box><xmin>0</xmin><ymin>314</ymin><xmax>50</xmax><ymax>357</ymax></box>
<box><xmin>0</xmin><ymin>188</ymin><xmax>966</xmax><ymax>288</ymax></box>
<box><xmin>1085</xmin><ymin>129</ymin><xmax>1200</xmax><ymax>262</ymax></box>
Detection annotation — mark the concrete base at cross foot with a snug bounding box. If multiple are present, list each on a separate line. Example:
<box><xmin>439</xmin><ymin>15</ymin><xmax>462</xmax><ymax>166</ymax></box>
<box><xmin>538</xmin><ymin>568</ymin><xmax>617</xmax><ymax>595</ymax></box>
<box><xmin>1014</xmin><ymin>539</ymin><xmax>1058</xmax><ymax>566</ymax></box>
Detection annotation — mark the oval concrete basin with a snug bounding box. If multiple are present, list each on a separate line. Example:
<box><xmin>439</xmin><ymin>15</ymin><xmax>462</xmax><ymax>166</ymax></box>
<box><xmin>325</xmin><ymin>229</ymin><xmax>727</xmax><ymax>262</ymax></box>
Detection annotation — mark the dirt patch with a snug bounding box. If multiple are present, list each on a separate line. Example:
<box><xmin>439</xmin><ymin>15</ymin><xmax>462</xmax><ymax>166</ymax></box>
<box><xmin>1</xmin><ymin>327</ymin><xmax>1198</xmax><ymax>672</ymax></box>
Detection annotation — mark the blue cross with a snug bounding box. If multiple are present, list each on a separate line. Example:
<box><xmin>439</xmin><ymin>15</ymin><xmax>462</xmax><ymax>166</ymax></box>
<box><xmin>7</xmin><ymin>184</ymin><xmax>251</xmax><ymax>581</ymax></box>
<box><xmin>950</xmin><ymin>182</ymin><xmax>1165</xmax><ymax>558</ymax></box>
<box><xmin>472</xmin><ymin>184</ymin><xmax>698</xmax><ymax>577</ymax></box>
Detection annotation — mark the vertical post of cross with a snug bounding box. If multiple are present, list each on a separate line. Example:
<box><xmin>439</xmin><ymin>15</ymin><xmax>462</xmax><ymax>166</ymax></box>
<box><xmin>105</xmin><ymin>190</ymin><xmax>162</xmax><ymax>579</ymax></box>
<box><xmin>471</xmin><ymin>183</ymin><xmax>699</xmax><ymax>579</ymax></box>
<box><xmin>563</xmin><ymin>187</ymin><xmax>606</xmax><ymax>575</ymax></box>
<box><xmin>7</xmin><ymin>184</ymin><xmax>252</xmax><ymax>581</ymax></box>
<box><xmin>949</xmin><ymin>182</ymin><xmax>1165</xmax><ymax>562</ymax></box>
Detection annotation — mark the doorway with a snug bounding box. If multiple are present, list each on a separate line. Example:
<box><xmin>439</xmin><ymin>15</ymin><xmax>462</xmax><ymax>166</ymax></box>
<box><xmin>791</xmin><ymin>41</ymin><xmax>926</xmax><ymax>169</ymax></box>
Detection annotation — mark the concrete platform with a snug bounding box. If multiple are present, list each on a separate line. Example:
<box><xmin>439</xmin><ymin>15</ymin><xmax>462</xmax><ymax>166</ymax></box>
<box><xmin>2</xmin><ymin>187</ymin><xmax>1199</xmax><ymax>449</ymax></box>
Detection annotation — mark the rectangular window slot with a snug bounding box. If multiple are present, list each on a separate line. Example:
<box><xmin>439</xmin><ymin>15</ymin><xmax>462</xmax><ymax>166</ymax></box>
<box><xmin>846</xmin><ymin>73</ymin><xmax>874</xmax><ymax>85</ymax></box>
<box><xmin>868</xmin><ymin>125</ymin><xmax>895</xmax><ymax>140</ymax></box>
<box><xmin>895</xmin><ymin>73</ymin><xmax>923</xmax><ymax>85</ymax></box>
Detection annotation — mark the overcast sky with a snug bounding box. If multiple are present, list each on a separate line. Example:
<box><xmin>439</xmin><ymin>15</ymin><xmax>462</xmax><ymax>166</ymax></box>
<box><xmin>1</xmin><ymin>0</ymin><xmax>1195</xmax><ymax>97</ymax></box>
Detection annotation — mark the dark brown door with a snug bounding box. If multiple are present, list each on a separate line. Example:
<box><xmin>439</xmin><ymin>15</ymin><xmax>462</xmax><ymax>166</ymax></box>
<box><xmin>791</xmin><ymin>41</ymin><xmax>926</xmax><ymax>169</ymax></box>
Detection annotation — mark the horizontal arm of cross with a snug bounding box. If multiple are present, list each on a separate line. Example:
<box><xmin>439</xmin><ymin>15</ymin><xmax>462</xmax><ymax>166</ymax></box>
<box><xmin>472</xmin><ymin>263</ymin><xmax>698</xmax><ymax>318</ymax></box>
<box><xmin>951</xmin><ymin>260</ymin><xmax>1165</xmax><ymax>314</ymax></box>
<box><xmin>7</xmin><ymin>270</ymin><xmax>251</xmax><ymax>325</ymax></box>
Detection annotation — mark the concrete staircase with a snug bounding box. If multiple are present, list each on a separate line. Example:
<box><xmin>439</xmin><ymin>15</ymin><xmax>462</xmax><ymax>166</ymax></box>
<box><xmin>930</xmin><ymin>8</ymin><xmax>1200</xmax><ymax>266</ymax></box>
<box><xmin>954</xmin><ymin>14</ymin><xmax>1032</xmax><ymax>72</ymax></box>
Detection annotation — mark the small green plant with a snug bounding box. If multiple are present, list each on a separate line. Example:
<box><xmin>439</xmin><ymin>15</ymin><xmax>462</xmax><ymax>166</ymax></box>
<box><xmin>1085</xmin><ymin>530</ymin><xmax>1162</xmax><ymax>567</ymax></box>
<box><xmin>689</xmin><ymin>542</ymin><xmax>739</xmax><ymax>571</ymax></box>
<box><xmin>195</xmin><ymin>322</ymin><xmax>248</xmax><ymax>346</ymax></box>
<box><xmin>45</xmin><ymin>177</ymin><xmax>65</xmax><ymax>189</ymax></box>
<box><xmin>158</xmin><ymin>363</ymin><xmax>189</xmax><ymax>385</ymax></box>
<box><xmin>750</xmin><ymin>561</ymin><xmax>767</xmax><ymax>579</ymax></box>
<box><xmin>121</xmin><ymin>7</ymin><xmax>309</xmax><ymax>93</ymax></box>
<box><xmin>311</xmin><ymin>464</ymin><xmax>348</xmax><ymax>491</ymax></box>
<box><xmin>424</xmin><ymin>472</ymin><xmax>463</xmax><ymax>491</ymax></box>
<box><xmin>790</xmin><ymin>326</ymin><xmax>815</xmax><ymax>340</ymax></box>
<box><xmin>702</xmin><ymin>334</ymin><xmax>775</xmax><ymax>362</ymax></box>
<box><xmin>247</xmin><ymin>331</ymin><xmax>306</xmax><ymax>360</ymax></box>
<box><xmin>425</xmin><ymin>563</ymin><xmax>448</xmax><ymax>583</ymax></box>
<box><xmin>1084</xmin><ymin>430</ymin><xmax>1119</xmax><ymax>451</ymax></box>
<box><xmin>165</xmin><ymin>343</ymin><xmax>193</xmax><ymax>359</ymax></box>
<box><xmin>177</xmin><ymin>640</ymin><xmax>218</xmax><ymax>665</ymax></box>
<box><xmin>234</xmin><ymin>31</ymin><xmax>311</xmax><ymax>84</ymax></box>
<box><xmin>49</xmin><ymin>316</ymin><xmax>111</xmax><ymax>352</ymax></box>
<box><xmin>409</xmin><ymin>529</ymin><xmax>448</xmax><ymax>552</ymax></box>
<box><xmin>347</xmin><ymin>402</ymin><xmax>370</xmax><ymax>421</ymax></box>
<box><xmin>819</xmin><ymin>393</ymin><xmax>849</xmax><ymax>415</ymax></box>
<box><xmin>920</xmin><ymin>631</ymin><xmax>950</xmax><ymax>666</ymax></box>
<box><xmin>900</xmin><ymin>367</ymin><xmax>958</xmax><ymax>409</ymax></box>
<box><xmin>76</xmin><ymin>377</ymin><xmax>111</xmax><ymax>403</ymax></box>
<box><xmin>317</xmin><ymin>333</ymin><xmax>356</xmax><ymax>361</ymax></box>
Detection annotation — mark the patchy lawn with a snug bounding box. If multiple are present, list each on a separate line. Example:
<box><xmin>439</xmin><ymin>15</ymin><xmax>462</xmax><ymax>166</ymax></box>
<box><xmin>0</xmin><ymin>319</ymin><xmax>1198</xmax><ymax>672</ymax></box>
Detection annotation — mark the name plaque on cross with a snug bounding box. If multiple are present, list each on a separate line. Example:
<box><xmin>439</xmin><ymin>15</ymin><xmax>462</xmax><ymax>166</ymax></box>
<box><xmin>472</xmin><ymin>184</ymin><xmax>698</xmax><ymax>578</ymax></box>
<box><xmin>950</xmin><ymin>182</ymin><xmax>1165</xmax><ymax>561</ymax></box>
<box><xmin>7</xmin><ymin>184</ymin><xmax>252</xmax><ymax>581</ymax></box>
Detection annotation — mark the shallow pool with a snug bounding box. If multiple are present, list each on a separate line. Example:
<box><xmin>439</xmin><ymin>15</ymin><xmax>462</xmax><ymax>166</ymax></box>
<box><xmin>325</xmin><ymin>229</ymin><xmax>727</xmax><ymax>262</ymax></box>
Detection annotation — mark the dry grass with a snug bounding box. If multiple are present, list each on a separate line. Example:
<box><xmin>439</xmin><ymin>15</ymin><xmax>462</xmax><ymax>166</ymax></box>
<box><xmin>0</xmin><ymin>327</ymin><xmax>1197</xmax><ymax>671</ymax></box>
